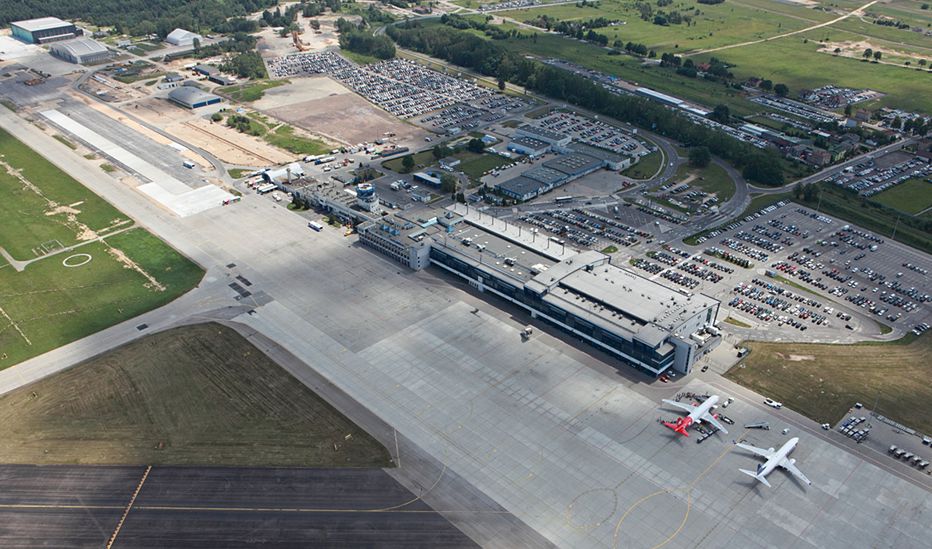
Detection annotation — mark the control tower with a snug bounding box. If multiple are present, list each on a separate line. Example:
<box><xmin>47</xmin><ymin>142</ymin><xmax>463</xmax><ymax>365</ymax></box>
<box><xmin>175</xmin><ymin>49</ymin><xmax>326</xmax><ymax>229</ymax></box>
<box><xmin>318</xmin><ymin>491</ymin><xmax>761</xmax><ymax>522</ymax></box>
<box><xmin>355</xmin><ymin>182</ymin><xmax>380</xmax><ymax>213</ymax></box>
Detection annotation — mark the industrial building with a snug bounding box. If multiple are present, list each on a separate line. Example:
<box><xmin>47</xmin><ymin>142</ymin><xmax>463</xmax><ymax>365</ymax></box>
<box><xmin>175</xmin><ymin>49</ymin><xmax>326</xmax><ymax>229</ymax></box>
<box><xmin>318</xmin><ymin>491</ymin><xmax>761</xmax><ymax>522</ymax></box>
<box><xmin>495</xmin><ymin>144</ymin><xmax>629</xmax><ymax>202</ymax></box>
<box><xmin>167</xmin><ymin>87</ymin><xmax>222</xmax><ymax>109</ymax></box>
<box><xmin>10</xmin><ymin>17</ymin><xmax>77</xmax><ymax>44</ymax></box>
<box><xmin>507</xmin><ymin>136</ymin><xmax>550</xmax><ymax>158</ymax></box>
<box><xmin>165</xmin><ymin>28</ymin><xmax>202</xmax><ymax>47</ymax></box>
<box><xmin>49</xmin><ymin>38</ymin><xmax>111</xmax><ymax>65</ymax></box>
<box><xmin>359</xmin><ymin>206</ymin><xmax>720</xmax><ymax>376</ymax></box>
<box><xmin>514</xmin><ymin>124</ymin><xmax>572</xmax><ymax>151</ymax></box>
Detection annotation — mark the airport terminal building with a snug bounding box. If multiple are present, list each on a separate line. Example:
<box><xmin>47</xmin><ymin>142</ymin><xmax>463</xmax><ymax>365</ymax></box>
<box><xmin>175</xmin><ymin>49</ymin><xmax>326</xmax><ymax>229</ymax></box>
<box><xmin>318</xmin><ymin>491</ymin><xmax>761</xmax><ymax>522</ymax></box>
<box><xmin>359</xmin><ymin>206</ymin><xmax>720</xmax><ymax>376</ymax></box>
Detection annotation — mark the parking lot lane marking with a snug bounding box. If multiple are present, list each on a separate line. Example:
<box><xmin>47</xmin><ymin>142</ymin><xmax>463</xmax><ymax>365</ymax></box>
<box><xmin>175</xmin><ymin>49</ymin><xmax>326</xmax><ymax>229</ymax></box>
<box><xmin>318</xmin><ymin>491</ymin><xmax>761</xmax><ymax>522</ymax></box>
<box><xmin>106</xmin><ymin>465</ymin><xmax>151</xmax><ymax>549</ymax></box>
<box><xmin>0</xmin><ymin>503</ymin><xmax>123</xmax><ymax>510</ymax></box>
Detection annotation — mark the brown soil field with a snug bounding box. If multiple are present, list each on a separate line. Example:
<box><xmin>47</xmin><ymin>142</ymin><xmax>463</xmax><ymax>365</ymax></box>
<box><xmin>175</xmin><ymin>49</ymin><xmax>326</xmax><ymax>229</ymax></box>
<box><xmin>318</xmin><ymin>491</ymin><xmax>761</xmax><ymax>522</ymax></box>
<box><xmin>0</xmin><ymin>323</ymin><xmax>392</xmax><ymax>467</ymax></box>
<box><xmin>255</xmin><ymin>77</ymin><xmax>424</xmax><ymax>146</ymax></box>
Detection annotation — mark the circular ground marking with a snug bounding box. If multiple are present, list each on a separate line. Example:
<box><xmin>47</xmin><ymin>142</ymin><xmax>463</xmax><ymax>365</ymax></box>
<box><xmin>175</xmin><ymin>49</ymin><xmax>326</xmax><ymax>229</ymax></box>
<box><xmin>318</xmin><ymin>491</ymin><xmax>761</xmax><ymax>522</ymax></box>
<box><xmin>62</xmin><ymin>253</ymin><xmax>92</xmax><ymax>268</ymax></box>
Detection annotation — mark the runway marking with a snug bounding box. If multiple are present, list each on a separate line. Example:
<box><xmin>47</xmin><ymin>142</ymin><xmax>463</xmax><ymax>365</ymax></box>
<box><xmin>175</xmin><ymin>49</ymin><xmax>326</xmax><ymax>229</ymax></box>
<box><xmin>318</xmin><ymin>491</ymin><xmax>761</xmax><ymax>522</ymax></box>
<box><xmin>393</xmin><ymin>428</ymin><xmax>402</xmax><ymax>468</ymax></box>
<box><xmin>0</xmin><ymin>503</ymin><xmax>511</xmax><ymax>515</ymax></box>
<box><xmin>106</xmin><ymin>465</ymin><xmax>151</xmax><ymax>549</ymax></box>
<box><xmin>612</xmin><ymin>430</ymin><xmax>746</xmax><ymax>548</ymax></box>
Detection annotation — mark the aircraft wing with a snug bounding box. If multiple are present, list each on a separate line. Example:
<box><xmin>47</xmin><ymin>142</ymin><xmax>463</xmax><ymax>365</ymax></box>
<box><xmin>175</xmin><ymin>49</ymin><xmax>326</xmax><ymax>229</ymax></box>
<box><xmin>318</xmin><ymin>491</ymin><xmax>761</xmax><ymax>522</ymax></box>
<box><xmin>702</xmin><ymin>412</ymin><xmax>728</xmax><ymax>434</ymax></box>
<box><xmin>661</xmin><ymin>399</ymin><xmax>695</xmax><ymax>413</ymax></box>
<box><xmin>780</xmin><ymin>458</ymin><xmax>812</xmax><ymax>486</ymax></box>
<box><xmin>735</xmin><ymin>442</ymin><xmax>775</xmax><ymax>458</ymax></box>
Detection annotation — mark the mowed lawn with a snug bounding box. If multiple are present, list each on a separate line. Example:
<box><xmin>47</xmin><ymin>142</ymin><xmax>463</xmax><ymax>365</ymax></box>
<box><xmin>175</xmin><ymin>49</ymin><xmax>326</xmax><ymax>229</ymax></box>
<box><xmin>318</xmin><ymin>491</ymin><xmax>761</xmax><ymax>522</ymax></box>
<box><xmin>871</xmin><ymin>178</ymin><xmax>932</xmax><ymax>216</ymax></box>
<box><xmin>0</xmin><ymin>128</ymin><xmax>129</xmax><ymax>258</ymax></box>
<box><xmin>726</xmin><ymin>335</ymin><xmax>932</xmax><ymax>433</ymax></box>
<box><xmin>672</xmin><ymin>160</ymin><xmax>736</xmax><ymax>202</ymax></box>
<box><xmin>0</xmin><ymin>130</ymin><xmax>203</xmax><ymax>369</ymax></box>
<box><xmin>0</xmin><ymin>323</ymin><xmax>393</xmax><ymax>467</ymax></box>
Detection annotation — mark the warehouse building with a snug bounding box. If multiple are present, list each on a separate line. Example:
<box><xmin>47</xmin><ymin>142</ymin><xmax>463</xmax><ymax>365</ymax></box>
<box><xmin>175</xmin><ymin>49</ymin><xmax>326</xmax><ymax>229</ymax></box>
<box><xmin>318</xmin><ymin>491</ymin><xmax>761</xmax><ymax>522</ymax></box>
<box><xmin>165</xmin><ymin>28</ymin><xmax>202</xmax><ymax>47</ymax></box>
<box><xmin>507</xmin><ymin>136</ymin><xmax>550</xmax><ymax>158</ymax></box>
<box><xmin>358</xmin><ymin>206</ymin><xmax>720</xmax><ymax>376</ymax></box>
<box><xmin>496</xmin><ymin>176</ymin><xmax>549</xmax><ymax>202</ymax></box>
<box><xmin>49</xmin><ymin>37</ymin><xmax>111</xmax><ymax>64</ymax></box>
<box><xmin>515</xmin><ymin>125</ymin><xmax>572</xmax><ymax>151</ymax></box>
<box><xmin>168</xmin><ymin>87</ymin><xmax>222</xmax><ymax>109</ymax></box>
<box><xmin>11</xmin><ymin>17</ymin><xmax>77</xmax><ymax>44</ymax></box>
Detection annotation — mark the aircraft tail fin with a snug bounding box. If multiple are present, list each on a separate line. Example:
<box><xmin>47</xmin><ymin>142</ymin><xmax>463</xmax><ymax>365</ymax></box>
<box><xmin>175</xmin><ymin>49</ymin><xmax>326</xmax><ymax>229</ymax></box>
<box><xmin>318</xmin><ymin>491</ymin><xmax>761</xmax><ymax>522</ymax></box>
<box><xmin>662</xmin><ymin>420</ymin><xmax>689</xmax><ymax>437</ymax></box>
<box><xmin>739</xmin><ymin>468</ymin><xmax>771</xmax><ymax>487</ymax></box>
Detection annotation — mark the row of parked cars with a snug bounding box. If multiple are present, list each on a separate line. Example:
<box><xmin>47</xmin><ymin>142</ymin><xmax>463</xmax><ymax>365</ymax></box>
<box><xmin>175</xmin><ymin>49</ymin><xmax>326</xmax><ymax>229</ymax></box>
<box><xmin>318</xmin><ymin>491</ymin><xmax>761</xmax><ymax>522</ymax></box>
<box><xmin>888</xmin><ymin>446</ymin><xmax>929</xmax><ymax>469</ymax></box>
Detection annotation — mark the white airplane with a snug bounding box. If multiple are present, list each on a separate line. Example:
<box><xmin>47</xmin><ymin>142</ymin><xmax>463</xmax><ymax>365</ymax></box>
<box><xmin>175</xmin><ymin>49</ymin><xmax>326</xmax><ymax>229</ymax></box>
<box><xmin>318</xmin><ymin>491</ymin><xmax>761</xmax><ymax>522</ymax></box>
<box><xmin>736</xmin><ymin>437</ymin><xmax>812</xmax><ymax>487</ymax></box>
<box><xmin>661</xmin><ymin>395</ymin><xmax>728</xmax><ymax>436</ymax></box>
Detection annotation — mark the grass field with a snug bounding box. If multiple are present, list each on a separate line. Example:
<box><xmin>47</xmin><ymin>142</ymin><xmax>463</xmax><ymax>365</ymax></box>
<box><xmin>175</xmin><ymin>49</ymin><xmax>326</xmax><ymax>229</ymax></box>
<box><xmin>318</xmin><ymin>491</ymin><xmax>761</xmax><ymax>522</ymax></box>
<box><xmin>671</xmin><ymin>161</ymin><xmax>736</xmax><ymax>202</ymax></box>
<box><xmin>466</xmin><ymin>0</ymin><xmax>932</xmax><ymax>114</ymax></box>
<box><xmin>455</xmin><ymin>151</ymin><xmax>513</xmax><ymax>183</ymax></box>
<box><xmin>225</xmin><ymin>79</ymin><xmax>289</xmax><ymax>102</ymax></box>
<box><xmin>382</xmin><ymin>150</ymin><xmax>436</xmax><ymax>172</ymax></box>
<box><xmin>0</xmin><ymin>323</ymin><xmax>392</xmax><ymax>467</ymax></box>
<box><xmin>622</xmin><ymin>150</ymin><xmax>663</xmax><ymax>180</ymax></box>
<box><xmin>265</xmin><ymin>124</ymin><xmax>330</xmax><ymax>156</ymax></box>
<box><xmin>726</xmin><ymin>334</ymin><xmax>932</xmax><ymax>434</ymax></box>
<box><xmin>0</xmin><ymin>129</ymin><xmax>203</xmax><ymax>368</ymax></box>
<box><xmin>871</xmin><ymin>178</ymin><xmax>932</xmax><ymax>216</ymax></box>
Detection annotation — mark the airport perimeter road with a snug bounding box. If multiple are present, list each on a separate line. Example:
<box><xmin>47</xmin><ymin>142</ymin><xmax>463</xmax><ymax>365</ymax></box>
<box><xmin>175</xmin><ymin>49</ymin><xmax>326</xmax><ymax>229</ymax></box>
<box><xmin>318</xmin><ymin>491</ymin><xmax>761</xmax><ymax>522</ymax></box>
<box><xmin>1</xmin><ymin>110</ymin><xmax>929</xmax><ymax>549</ymax></box>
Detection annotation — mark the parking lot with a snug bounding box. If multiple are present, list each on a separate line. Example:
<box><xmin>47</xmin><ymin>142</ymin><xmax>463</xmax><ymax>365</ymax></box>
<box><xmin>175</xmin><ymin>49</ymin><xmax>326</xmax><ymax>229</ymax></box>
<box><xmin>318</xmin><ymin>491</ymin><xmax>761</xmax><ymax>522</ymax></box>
<box><xmin>531</xmin><ymin>111</ymin><xmax>650</xmax><ymax>156</ymax></box>
<box><xmin>822</xmin><ymin>151</ymin><xmax>931</xmax><ymax>198</ymax></box>
<box><xmin>267</xmin><ymin>52</ymin><xmax>528</xmax><ymax>123</ymax></box>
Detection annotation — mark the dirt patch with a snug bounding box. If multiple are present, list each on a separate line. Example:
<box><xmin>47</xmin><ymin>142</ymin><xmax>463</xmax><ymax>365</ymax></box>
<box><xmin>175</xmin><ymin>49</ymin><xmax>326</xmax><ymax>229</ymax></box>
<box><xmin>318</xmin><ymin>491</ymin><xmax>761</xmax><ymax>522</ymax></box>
<box><xmin>106</xmin><ymin>245</ymin><xmax>165</xmax><ymax>292</ymax></box>
<box><xmin>172</xmin><ymin>118</ymin><xmax>294</xmax><ymax>165</ymax></box>
<box><xmin>818</xmin><ymin>40</ymin><xmax>932</xmax><ymax>64</ymax></box>
<box><xmin>262</xmin><ymin>78</ymin><xmax>425</xmax><ymax>147</ymax></box>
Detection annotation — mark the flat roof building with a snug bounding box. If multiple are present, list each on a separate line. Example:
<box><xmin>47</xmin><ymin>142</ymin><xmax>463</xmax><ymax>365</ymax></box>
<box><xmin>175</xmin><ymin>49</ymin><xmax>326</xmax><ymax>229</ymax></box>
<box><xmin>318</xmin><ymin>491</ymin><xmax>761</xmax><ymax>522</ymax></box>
<box><xmin>543</xmin><ymin>153</ymin><xmax>604</xmax><ymax>178</ymax></box>
<box><xmin>11</xmin><ymin>17</ymin><xmax>77</xmax><ymax>44</ymax></box>
<box><xmin>358</xmin><ymin>205</ymin><xmax>720</xmax><ymax>376</ymax></box>
<box><xmin>168</xmin><ymin>86</ymin><xmax>222</xmax><ymax>109</ymax></box>
<box><xmin>515</xmin><ymin>124</ymin><xmax>572</xmax><ymax>150</ymax></box>
<box><xmin>496</xmin><ymin>176</ymin><xmax>547</xmax><ymax>202</ymax></box>
<box><xmin>165</xmin><ymin>28</ymin><xmax>202</xmax><ymax>47</ymax></box>
<box><xmin>507</xmin><ymin>136</ymin><xmax>550</xmax><ymax>158</ymax></box>
<box><xmin>49</xmin><ymin>37</ymin><xmax>111</xmax><ymax>65</ymax></box>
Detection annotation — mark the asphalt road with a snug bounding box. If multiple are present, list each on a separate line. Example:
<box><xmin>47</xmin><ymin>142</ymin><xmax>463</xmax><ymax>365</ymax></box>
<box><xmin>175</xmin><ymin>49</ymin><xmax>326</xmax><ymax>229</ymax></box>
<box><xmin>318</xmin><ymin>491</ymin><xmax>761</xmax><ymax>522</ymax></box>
<box><xmin>0</xmin><ymin>465</ymin><xmax>478</xmax><ymax>548</ymax></box>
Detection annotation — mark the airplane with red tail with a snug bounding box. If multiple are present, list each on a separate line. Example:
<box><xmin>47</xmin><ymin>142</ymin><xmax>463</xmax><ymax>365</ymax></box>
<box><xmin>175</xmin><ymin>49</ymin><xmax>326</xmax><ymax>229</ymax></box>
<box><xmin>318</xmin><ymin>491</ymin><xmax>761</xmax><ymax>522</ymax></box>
<box><xmin>660</xmin><ymin>395</ymin><xmax>728</xmax><ymax>437</ymax></box>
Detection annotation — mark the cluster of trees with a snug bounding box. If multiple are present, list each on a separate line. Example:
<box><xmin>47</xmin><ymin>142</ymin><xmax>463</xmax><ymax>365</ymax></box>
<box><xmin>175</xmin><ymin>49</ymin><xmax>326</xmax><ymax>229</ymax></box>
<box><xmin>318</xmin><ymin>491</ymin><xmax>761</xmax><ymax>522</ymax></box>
<box><xmin>261</xmin><ymin>4</ymin><xmax>301</xmax><ymax>28</ymax></box>
<box><xmin>197</xmin><ymin>32</ymin><xmax>267</xmax><ymax>78</ymax></box>
<box><xmin>226</xmin><ymin>114</ymin><xmax>262</xmax><ymax>136</ymax></box>
<box><xmin>337</xmin><ymin>18</ymin><xmax>396</xmax><ymax>59</ymax></box>
<box><xmin>521</xmin><ymin>16</ymin><xmax>613</xmax><ymax>46</ymax></box>
<box><xmin>617</xmin><ymin>41</ymin><xmax>650</xmax><ymax>56</ymax></box>
<box><xmin>303</xmin><ymin>0</ymin><xmax>344</xmax><ymax>17</ymax></box>
<box><xmin>0</xmin><ymin>0</ymin><xmax>280</xmax><ymax>35</ymax></box>
<box><xmin>386</xmin><ymin>22</ymin><xmax>786</xmax><ymax>185</ymax></box>
<box><xmin>862</xmin><ymin>48</ymin><xmax>883</xmax><ymax>62</ymax></box>
<box><xmin>697</xmin><ymin>0</ymin><xmax>725</xmax><ymax>4</ymax></box>
<box><xmin>688</xmin><ymin>146</ymin><xmax>711</xmax><ymax>168</ymax></box>
<box><xmin>222</xmin><ymin>50</ymin><xmax>267</xmax><ymax>78</ymax></box>
<box><xmin>873</xmin><ymin>18</ymin><xmax>909</xmax><ymax>30</ymax></box>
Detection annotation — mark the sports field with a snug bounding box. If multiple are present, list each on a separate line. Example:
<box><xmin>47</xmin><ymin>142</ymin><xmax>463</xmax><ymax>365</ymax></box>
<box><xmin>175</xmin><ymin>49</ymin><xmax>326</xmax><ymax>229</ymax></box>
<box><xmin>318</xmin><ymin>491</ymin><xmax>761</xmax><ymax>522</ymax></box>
<box><xmin>0</xmin><ymin>128</ymin><xmax>203</xmax><ymax>368</ymax></box>
<box><xmin>0</xmin><ymin>323</ymin><xmax>393</xmax><ymax>467</ymax></box>
<box><xmin>871</xmin><ymin>178</ymin><xmax>932</xmax><ymax>216</ymax></box>
<box><xmin>726</xmin><ymin>334</ymin><xmax>932</xmax><ymax>434</ymax></box>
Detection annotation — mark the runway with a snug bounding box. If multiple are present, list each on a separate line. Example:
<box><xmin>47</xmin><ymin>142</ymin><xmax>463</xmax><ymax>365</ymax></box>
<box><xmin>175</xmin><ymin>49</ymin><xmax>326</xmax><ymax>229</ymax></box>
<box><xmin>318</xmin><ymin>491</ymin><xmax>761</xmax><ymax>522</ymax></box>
<box><xmin>0</xmin><ymin>465</ymin><xmax>478</xmax><ymax>548</ymax></box>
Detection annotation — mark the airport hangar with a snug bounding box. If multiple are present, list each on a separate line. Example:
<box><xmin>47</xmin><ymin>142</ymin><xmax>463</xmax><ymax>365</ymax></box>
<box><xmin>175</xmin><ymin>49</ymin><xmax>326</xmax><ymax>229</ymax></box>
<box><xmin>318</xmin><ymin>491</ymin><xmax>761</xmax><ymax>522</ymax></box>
<box><xmin>359</xmin><ymin>207</ymin><xmax>721</xmax><ymax>377</ymax></box>
<box><xmin>168</xmin><ymin>87</ymin><xmax>222</xmax><ymax>109</ymax></box>
<box><xmin>49</xmin><ymin>37</ymin><xmax>111</xmax><ymax>64</ymax></box>
<box><xmin>10</xmin><ymin>17</ymin><xmax>77</xmax><ymax>44</ymax></box>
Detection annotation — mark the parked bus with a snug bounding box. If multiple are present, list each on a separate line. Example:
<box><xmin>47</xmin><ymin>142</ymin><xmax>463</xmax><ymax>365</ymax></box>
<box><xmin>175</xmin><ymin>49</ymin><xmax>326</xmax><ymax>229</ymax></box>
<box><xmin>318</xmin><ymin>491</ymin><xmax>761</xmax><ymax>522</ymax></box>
<box><xmin>308</xmin><ymin>221</ymin><xmax>323</xmax><ymax>232</ymax></box>
<box><xmin>554</xmin><ymin>196</ymin><xmax>574</xmax><ymax>203</ymax></box>
<box><xmin>315</xmin><ymin>156</ymin><xmax>336</xmax><ymax>165</ymax></box>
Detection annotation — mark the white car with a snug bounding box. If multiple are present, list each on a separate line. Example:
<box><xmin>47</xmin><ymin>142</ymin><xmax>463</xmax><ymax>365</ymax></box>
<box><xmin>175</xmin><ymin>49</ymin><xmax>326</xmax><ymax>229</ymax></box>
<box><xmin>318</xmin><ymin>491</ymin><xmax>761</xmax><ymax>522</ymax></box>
<box><xmin>722</xmin><ymin>397</ymin><xmax>734</xmax><ymax>408</ymax></box>
<box><xmin>764</xmin><ymin>398</ymin><xmax>783</xmax><ymax>409</ymax></box>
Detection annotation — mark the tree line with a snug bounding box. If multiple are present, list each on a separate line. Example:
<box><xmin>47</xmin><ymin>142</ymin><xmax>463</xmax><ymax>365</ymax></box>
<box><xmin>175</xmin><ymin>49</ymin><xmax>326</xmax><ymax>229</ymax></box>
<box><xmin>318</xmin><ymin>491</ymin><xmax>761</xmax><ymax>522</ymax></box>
<box><xmin>386</xmin><ymin>22</ymin><xmax>786</xmax><ymax>186</ymax></box>
<box><xmin>1</xmin><ymin>0</ymin><xmax>279</xmax><ymax>36</ymax></box>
